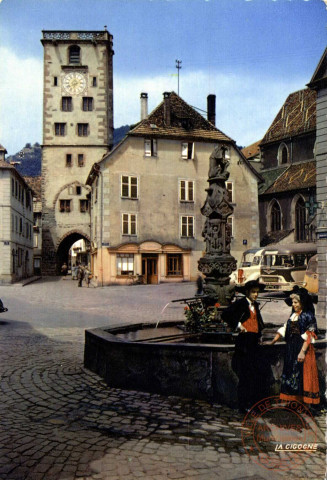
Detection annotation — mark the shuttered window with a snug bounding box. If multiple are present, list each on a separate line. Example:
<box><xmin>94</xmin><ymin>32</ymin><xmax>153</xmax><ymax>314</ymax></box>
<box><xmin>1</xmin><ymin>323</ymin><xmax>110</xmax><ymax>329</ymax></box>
<box><xmin>181</xmin><ymin>142</ymin><xmax>194</xmax><ymax>160</ymax></box>
<box><xmin>180</xmin><ymin>180</ymin><xmax>194</xmax><ymax>202</ymax></box>
<box><xmin>144</xmin><ymin>139</ymin><xmax>157</xmax><ymax>157</ymax></box>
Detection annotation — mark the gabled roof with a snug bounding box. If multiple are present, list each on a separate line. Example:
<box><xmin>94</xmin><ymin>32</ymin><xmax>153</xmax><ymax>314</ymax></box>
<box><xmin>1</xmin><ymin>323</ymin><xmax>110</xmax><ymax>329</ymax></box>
<box><xmin>23</xmin><ymin>175</ymin><xmax>42</xmax><ymax>199</ymax></box>
<box><xmin>128</xmin><ymin>92</ymin><xmax>233</xmax><ymax>143</ymax></box>
<box><xmin>241</xmin><ymin>140</ymin><xmax>261</xmax><ymax>160</ymax></box>
<box><xmin>261</xmin><ymin>161</ymin><xmax>316</xmax><ymax>195</ymax></box>
<box><xmin>308</xmin><ymin>47</ymin><xmax>327</xmax><ymax>89</ymax></box>
<box><xmin>0</xmin><ymin>159</ymin><xmax>14</xmax><ymax>169</ymax></box>
<box><xmin>0</xmin><ymin>159</ymin><xmax>34</xmax><ymax>191</ymax></box>
<box><xmin>260</xmin><ymin>229</ymin><xmax>294</xmax><ymax>247</ymax></box>
<box><xmin>261</xmin><ymin>88</ymin><xmax>316</xmax><ymax>145</ymax></box>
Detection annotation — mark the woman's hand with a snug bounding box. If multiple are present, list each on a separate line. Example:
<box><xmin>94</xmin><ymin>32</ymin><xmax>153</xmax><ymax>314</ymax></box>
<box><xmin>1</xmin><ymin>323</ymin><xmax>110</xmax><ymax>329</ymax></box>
<box><xmin>297</xmin><ymin>350</ymin><xmax>306</xmax><ymax>363</ymax></box>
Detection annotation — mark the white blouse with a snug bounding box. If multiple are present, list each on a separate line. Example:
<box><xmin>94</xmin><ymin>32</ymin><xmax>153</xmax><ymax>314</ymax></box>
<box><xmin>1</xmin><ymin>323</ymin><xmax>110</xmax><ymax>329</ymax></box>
<box><xmin>277</xmin><ymin>312</ymin><xmax>315</xmax><ymax>343</ymax></box>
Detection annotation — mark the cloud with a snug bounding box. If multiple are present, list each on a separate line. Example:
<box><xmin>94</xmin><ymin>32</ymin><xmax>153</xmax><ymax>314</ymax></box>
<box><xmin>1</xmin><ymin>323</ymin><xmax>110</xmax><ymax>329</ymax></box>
<box><xmin>0</xmin><ymin>47</ymin><xmax>43</xmax><ymax>155</ymax></box>
<box><xmin>114</xmin><ymin>69</ymin><xmax>309</xmax><ymax>147</ymax></box>
<box><xmin>0</xmin><ymin>47</ymin><xmax>309</xmax><ymax>154</ymax></box>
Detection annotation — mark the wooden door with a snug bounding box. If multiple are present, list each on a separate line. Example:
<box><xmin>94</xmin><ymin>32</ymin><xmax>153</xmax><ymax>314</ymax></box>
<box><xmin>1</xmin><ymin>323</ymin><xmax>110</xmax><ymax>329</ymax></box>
<box><xmin>142</xmin><ymin>256</ymin><xmax>158</xmax><ymax>284</ymax></box>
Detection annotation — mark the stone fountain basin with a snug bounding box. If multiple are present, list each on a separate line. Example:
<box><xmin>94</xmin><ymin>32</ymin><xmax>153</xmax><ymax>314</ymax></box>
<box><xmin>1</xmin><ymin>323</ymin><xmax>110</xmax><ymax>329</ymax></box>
<box><xmin>84</xmin><ymin>321</ymin><xmax>326</xmax><ymax>408</ymax></box>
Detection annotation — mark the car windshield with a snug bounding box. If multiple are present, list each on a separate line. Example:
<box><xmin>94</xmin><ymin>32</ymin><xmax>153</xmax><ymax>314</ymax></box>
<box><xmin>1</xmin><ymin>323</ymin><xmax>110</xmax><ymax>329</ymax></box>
<box><xmin>240</xmin><ymin>252</ymin><xmax>257</xmax><ymax>267</ymax></box>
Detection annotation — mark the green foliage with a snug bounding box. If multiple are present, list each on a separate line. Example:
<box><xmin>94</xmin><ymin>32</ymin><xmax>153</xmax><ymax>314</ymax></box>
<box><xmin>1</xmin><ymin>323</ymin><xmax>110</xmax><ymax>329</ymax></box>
<box><xmin>184</xmin><ymin>301</ymin><xmax>222</xmax><ymax>332</ymax></box>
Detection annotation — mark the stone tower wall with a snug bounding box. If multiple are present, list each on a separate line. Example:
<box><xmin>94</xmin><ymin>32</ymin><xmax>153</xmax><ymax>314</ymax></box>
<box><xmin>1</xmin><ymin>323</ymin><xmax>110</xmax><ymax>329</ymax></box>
<box><xmin>41</xmin><ymin>30</ymin><xmax>114</xmax><ymax>274</ymax></box>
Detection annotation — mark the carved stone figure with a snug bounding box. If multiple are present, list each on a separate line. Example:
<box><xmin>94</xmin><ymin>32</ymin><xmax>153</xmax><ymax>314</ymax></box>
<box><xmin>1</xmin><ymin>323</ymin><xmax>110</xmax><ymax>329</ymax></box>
<box><xmin>198</xmin><ymin>144</ymin><xmax>236</xmax><ymax>305</ymax></box>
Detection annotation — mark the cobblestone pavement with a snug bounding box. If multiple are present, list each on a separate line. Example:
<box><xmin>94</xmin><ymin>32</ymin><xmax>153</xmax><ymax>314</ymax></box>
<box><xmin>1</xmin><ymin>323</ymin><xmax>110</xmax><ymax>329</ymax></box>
<box><xmin>0</xmin><ymin>279</ymin><xmax>325</xmax><ymax>479</ymax></box>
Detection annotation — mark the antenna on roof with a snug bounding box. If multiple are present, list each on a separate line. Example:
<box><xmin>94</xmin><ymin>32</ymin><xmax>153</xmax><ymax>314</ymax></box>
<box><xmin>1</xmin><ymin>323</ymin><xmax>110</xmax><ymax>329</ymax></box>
<box><xmin>175</xmin><ymin>59</ymin><xmax>182</xmax><ymax>95</ymax></box>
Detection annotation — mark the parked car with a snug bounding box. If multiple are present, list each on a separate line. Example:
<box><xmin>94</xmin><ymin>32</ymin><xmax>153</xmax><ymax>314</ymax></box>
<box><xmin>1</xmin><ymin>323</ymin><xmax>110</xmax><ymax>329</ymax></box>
<box><xmin>303</xmin><ymin>254</ymin><xmax>318</xmax><ymax>294</ymax></box>
<box><xmin>235</xmin><ymin>243</ymin><xmax>317</xmax><ymax>292</ymax></box>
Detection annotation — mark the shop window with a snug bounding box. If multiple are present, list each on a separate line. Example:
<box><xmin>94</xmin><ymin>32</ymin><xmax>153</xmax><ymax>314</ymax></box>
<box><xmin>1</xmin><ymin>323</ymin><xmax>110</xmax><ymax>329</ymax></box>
<box><xmin>167</xmin><ymin>254</ymin><xmax>183</xmax><ymax>276</ymax></box>
<box><xmin>116</xmin><ymin>254</ymin><xmax>134</xmax><ymax>275</ymax></box>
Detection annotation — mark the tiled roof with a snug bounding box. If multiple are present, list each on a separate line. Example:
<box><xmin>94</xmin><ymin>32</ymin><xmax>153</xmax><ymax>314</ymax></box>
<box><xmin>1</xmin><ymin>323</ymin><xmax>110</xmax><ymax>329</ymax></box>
<box><xmin>261</xmin><ymin>89</ymin><xmax>316</xmax><ymax>145</ymax></box>
<box><xmin>261</xmin><ymin>229</ymin><xmax>294</xmax><ymax>247</ymax></box>
<box><xmin>241</xmin><ymin>140</ymin><xmax>261</xmax><ymax>160</ymax></box>
<box><xmin>262</xmin><ymin>161</ymin><xmax>316</xmax><ymax>195</ymax></box>
<box><xmin>24</xmin><ymin>175</ymin><xmax>42</xmax><ymax>199</ymax></box>
<box><xmin>129</xmin><ymin>92</ymin><xmax>233</xmax><ymax>143</ymax></box>
<box><xmin>0</xmin><ymin>159</ymin><xmax>14</xmax><ymax>169</ymax></box>
<box><xmin>259</xmin><ymin>167</ymin><xmax>288</xmax><ymax>194</ymax></box>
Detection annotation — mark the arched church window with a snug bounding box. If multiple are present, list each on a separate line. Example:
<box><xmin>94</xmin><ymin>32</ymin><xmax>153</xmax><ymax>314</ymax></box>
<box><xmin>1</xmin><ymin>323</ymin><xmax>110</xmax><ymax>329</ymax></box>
<box><xmin>295</xmin><ymin>197</ymin><xmax>306</xmax><ymax>241</ymax></box>
<box><xmin>69</xmin><ymin>45</ymin><xmax>81</xmax><ymax>64</ymax></box>
<box><xmin>278</xmin><ymin>143</ymin><xmax>288</xmax><ymax>165</ymax></box>
<box><xmin>281</xmin><ymin>146</ymin><xmax>288</xmax><ymax>164</ymax></box>
<box><xmin>271</xmin><ymin>201</ymin><xmax>281</xmax><ymax>231</ymax></box>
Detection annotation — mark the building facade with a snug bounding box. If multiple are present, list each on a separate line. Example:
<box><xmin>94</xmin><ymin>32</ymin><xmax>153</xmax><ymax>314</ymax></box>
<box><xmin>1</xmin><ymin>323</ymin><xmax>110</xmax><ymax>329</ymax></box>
<box><xmin>87</xmin><ymin>92</ymin><xmax>262</xmax><ymax>286</ymax></box>
<box><xmin>24</xmin><ymin>176</ymin><xmax>42</xmax><ymax>275</ymax></box>
<box><xmin>258</xmin><ymin>88</ymin><xmax>317</xmax><ymax>246</ymax></box>
<box><xmin>308</xmin><ymin>47</ymin><xmax>327</xmax><ymax>321</ymax></box>
<box><xmin>0</xmin><ymin>158</ymin><xmax>34</xmax><ymax>284</ymax></box>
<box><xmin>40</xmin><ymin>29</ymin><xmax>114</xmax><ymax>274</ymax></box>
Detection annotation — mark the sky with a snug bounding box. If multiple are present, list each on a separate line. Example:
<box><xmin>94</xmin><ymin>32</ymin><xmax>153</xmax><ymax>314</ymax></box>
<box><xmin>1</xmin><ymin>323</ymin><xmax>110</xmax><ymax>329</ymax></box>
<box><xmin>0</xmin><ymin>0</ymin><xmax>326</xmax><ymax>155</ymax></box>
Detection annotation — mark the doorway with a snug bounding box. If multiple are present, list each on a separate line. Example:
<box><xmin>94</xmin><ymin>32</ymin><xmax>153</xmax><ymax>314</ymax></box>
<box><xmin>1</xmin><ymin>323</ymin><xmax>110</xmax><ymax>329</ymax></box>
<box><xmin>142</xmin><ymin>254</ymin><xmax>158</xmax><ymax>284</ymax></box>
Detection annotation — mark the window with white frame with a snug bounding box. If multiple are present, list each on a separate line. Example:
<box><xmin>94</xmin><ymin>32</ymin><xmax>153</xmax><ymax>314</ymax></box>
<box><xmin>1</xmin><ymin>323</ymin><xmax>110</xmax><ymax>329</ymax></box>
<box><xmin>227</xmin><ymin>216</ymin><xmax>234</xmax><ymax>237</ymax></box>
<box><xmin>181</xmin><ymin>142</ymin><xmax>194</xmax><ymax>160</ymax></box>
<box><xmin>116</xmin><ymin>254</ymin><xmax>134</xmax><ymax>275</ymax></box>
<box><xmin>181</xmin><ymin>216</ymin><xmax>194</xmax><ymax>237</ymax></box>
<box><xmin>167</xmin><ymin>254</ymin><xmax>183</xmax><ymax>276</ymax></box>
<box><xmin>180</xmin><ymin>180</ymin><xmax>194</xmax><ymax>202</ymax></box>
<box><xmin>122</xmin><ymin>213</ymin><xmax>137</xmax><ymax>235</ymax></box>
<box><xmin>121</xmin><ymin>176</ymin><xmax>138</xmax><ymax>199</ymax></box>
<box><xmin>226</xmin><ymin>182</ymin><xmax>234</xmax><ymax>203</ymax></box>
<box><xmin>144</xmin><ymin>139</ymin><xmax>157</xmax><ymax>157</ymax></box>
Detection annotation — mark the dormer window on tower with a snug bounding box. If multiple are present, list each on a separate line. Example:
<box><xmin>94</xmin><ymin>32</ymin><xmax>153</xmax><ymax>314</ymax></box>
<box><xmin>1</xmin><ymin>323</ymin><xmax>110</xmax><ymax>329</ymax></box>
<box><xmin>69</xmin><ymin>45</ymin><xmax>81</xmax><ymax>64</ymax></box>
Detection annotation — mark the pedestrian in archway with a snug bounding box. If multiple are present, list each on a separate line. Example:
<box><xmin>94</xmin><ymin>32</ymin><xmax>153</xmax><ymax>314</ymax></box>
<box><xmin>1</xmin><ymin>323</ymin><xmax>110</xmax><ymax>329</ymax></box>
<box><xmin>61</xmin><ymin>262</ymin><xmax>68</xmax><ymax>278</ymax></box>
<box><xmin>77</xmin><ymin>265</ymin><xmax>84</xmax><ymax>287</ymax></box>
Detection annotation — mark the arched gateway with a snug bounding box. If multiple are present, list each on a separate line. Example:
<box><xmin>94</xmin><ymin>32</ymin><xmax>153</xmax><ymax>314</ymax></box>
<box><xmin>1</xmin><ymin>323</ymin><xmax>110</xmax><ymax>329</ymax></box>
<box><xmin>56</xmin><ymin>231</ymin><xmax>90</xmax><ymax>275</ymax></box>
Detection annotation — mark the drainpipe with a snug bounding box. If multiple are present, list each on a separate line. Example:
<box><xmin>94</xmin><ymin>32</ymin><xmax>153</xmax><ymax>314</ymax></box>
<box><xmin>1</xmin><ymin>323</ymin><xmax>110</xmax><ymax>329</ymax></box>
<box><xmin>99</xmin><ymin>169</ymin><xmax>104</xmax><ymax>287</ymax></box>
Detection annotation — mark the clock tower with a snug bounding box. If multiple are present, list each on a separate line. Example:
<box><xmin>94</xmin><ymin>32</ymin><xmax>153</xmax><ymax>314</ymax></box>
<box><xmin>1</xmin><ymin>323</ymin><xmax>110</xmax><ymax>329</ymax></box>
<box><xmin>41</xmin><ymin>30</ymin><xmax>114</xmax><ymax>274</ymax></box>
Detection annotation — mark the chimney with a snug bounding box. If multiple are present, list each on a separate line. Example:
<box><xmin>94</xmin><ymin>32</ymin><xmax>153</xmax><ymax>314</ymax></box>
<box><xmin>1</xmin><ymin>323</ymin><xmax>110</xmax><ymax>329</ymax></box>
<box><xmin>207</xmin><ymin>94</ymin><xmax>216</xmax><ymax>126</ymax></box>
<box><xmin>163</xmin><ymin>92</ymin><xmax>171</xmax><ymax>126</ymax></box>
<box><xmin>140</xmin><ymin>92</ymin><xmax>148</xmax><ymax>120</ymax></box>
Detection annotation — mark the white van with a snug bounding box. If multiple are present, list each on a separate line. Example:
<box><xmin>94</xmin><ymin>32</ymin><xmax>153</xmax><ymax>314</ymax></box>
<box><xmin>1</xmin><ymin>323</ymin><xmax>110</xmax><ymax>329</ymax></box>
<box><xmin>235</xmin><ymin>243</ymin><xmax>316</xmax><ymax>292</ymax></box>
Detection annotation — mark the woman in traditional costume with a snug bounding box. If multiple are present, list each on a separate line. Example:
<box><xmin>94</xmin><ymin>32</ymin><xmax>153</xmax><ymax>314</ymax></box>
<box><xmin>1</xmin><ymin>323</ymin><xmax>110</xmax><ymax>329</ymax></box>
<box><xmin>268</xmin><ymin>287</ymin><xmax>320</xmax><ymax>407</ymax></box>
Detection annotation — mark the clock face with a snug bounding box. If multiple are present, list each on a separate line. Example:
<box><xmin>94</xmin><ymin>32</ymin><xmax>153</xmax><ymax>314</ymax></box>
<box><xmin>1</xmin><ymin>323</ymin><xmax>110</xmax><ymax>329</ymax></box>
<box><xmin>62</xmin><ymin>72</ymin><xmax>87</xmax><ymax>95</ymax></box>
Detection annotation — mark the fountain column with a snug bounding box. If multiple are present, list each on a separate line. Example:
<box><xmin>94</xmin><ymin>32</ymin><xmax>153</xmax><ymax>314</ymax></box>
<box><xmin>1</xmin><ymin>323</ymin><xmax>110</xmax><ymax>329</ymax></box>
<box><xmin>198</xmin><ymin>145</ymin><xmax>237</xmax><ymax>306</ymax></box>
